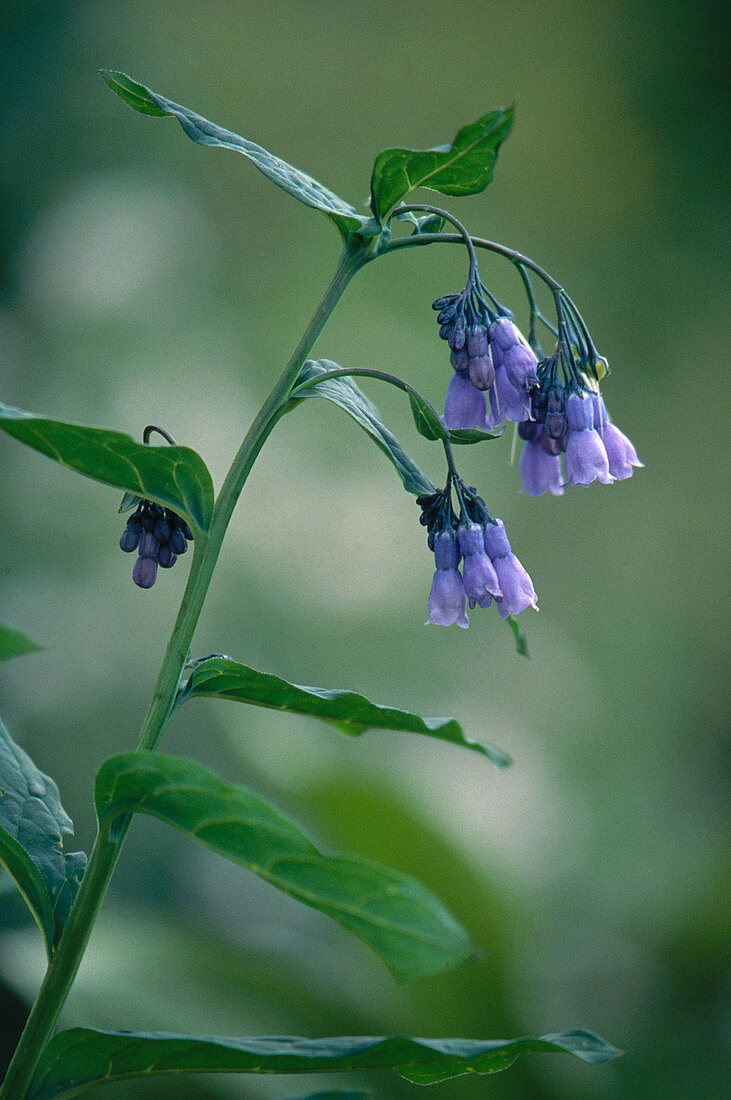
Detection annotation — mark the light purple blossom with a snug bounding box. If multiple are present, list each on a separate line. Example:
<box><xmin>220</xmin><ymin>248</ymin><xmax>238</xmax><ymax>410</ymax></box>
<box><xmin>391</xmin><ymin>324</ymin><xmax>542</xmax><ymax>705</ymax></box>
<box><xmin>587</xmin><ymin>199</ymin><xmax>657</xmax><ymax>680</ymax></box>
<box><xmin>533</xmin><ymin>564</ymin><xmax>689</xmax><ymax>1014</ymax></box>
<box><xmin>489</xmin><ymin>317</ymin><xmax>522</xmax><ymax>352</ymax></box>
<box><xmin>503</xmin><ymin>342</ymin><xmax>539</xmax><ymax>391</ymax></box>
<box><xmin>564</xmin><ymin>393</ymin><xmax>614</xmax><ymax>487</ymax></box>
<box><xmin>426</xmin><ymin>532</ymin><xmax>468</xmax><ymax>628</ymax></box>
<box><xmin>592</xmin><ymin>394</ymin><xmax>643</xmax><ymax>480</ymax></box>
<box><xmin>520</xmin><ymin>431</ymin><xmax>564</xmax><ymax>496</ymax></box>
<box><xmin>457</xmin><ymin>524</ymin><xmax>501</xmax><ymax>606</ymax></box>
<box><xmin>443</xmin><ymin>371</ymin><xmax>488</xmax><ymax>429</ymax></box>
<box><xmin>484</xmin><ymin>366</ymin><xmax>532</xmax><ymax>427</ymax></box>
<box><xmin>483</xmin><ymin>519</ymin><xmax>538</xmax><ymax>619</ymax></box>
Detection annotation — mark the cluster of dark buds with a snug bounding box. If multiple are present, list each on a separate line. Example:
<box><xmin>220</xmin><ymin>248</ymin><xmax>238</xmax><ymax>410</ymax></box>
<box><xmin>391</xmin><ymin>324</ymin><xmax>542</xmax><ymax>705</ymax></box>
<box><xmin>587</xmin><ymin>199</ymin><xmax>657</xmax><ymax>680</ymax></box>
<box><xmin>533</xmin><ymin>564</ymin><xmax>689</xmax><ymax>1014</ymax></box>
<box><xmin>417</xmin><ymin>480</ymin><xmax>537</xmax><ymax>628</ymax></box>
<box><xmin>518</xmin><ymin>342</ymin><xmax>643</xmax><ymax>495</ymax></box>
<box><xmin>434</xmin><ymin>272</ymin><xmax>539</xmax><ymax>432</ymax></box>
<box><xmin>119</xmin><ymin>500</ymin><xmax>193</xmax><ymax>589</ymax></box>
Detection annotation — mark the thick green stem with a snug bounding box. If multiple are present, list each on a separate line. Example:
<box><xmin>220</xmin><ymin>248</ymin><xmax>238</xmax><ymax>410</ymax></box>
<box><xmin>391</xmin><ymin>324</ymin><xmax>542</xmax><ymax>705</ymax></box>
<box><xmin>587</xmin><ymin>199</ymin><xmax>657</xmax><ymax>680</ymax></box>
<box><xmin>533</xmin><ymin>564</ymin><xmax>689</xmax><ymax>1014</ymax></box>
<box><xmin>0</xmin><ymin>245</ymin><xmax>365</xmax><ymax>1100</ymax></box>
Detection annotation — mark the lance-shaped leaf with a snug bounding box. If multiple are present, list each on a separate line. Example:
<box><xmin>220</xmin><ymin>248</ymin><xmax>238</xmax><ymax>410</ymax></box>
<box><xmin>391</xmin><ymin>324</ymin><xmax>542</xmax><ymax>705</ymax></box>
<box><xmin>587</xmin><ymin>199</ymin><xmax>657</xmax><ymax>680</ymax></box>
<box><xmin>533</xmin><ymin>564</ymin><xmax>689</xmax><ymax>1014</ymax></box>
<box><xmin>0</xmin><ymin>719</ymin><xmax>86</xmax><ymax>956</ymax></box>
<box><xmin>100</xmin><ymin>71</ymin><xmax>371</xmax><ymax>239</ymax></box>
<box><xmin>180</xmin><ymin>656</ymin><xmax>510</xmax><ymax>768</ymax></box>
<box><xmin>292</xmin><ymin>361</ymin><xmax>435</xmax><ymax>496</ymax></box>
<box><xmin>506</xmin><ymin>615</ymin><xmax>529</xmax><ymax>658</ymax></box>
<box><xmin>28</xmin><ymin>1027</ymin><xmax>621</xmax><ymax>1099</ymax></box>
<box><xmin>0</xmin><ymin>623</ymin><xmax>42</xmax><ymax>663</ymax></box>
<box><xmin>0</xmin><ymin>402</ymin><xmax>213</xmax><ymax>533</ymax></box>
<box><xmin>95</xmin><ymin>753</ymin><xmax>474</xmax><ymax>983</ymax></box>
<box><xmin>370</xmin><ymin>107</ymin><xmax>515</xmax><ymax>223</ymax></box>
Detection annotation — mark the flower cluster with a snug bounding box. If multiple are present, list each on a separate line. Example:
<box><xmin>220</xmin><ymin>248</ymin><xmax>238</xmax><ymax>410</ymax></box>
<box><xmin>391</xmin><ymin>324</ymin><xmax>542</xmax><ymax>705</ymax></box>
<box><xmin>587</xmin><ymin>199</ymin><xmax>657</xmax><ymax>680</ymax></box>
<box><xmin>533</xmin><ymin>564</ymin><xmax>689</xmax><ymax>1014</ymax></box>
<box><xmin>119</xmin><ymin>500</ymin><xmax>193</xmax><ymax>589</ymax></box>
<box><xmin>434</xmin><ymin>276</ymin><xmax>539</xmax><ymax>433</ymax></box>
<box><xmin>417</xmin><ymin>481</ymin><xmax>537</xmax><ymax>628</ymax></box>
<box><xmin>519</xmin><ymin>361</ymin><xmax>643</xmax><ymax>496</ymax></box>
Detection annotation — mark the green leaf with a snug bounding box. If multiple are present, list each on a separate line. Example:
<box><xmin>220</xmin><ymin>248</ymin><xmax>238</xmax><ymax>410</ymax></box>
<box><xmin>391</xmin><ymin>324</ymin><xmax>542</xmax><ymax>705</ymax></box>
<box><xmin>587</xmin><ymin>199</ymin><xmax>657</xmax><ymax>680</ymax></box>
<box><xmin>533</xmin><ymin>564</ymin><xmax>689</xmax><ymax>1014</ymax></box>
<box><xmin>393</xmin><ymin>210</ymin><xmax>445</xmax><ymax>236</ymax></box>
<box><xmin>293</xmin><ymin>361</ymin><xmax>435</xmax><ymax>497</ymax></box>
<box><xmin>95</xmin><ymin>752</ymin><xmax>474</xmax><ymax>983</ymax></box>
<box><xmin>506</xmin><ymin>615</ymin><xmax>529</xmax><ymax>658</ymax></box>
<box><xmin>408</xmin><ymin>391</ymin><xmax>446</xmax><ymax>441</ymax></box>
<box><xmin>0</xmin><ymin>719</ymin><xmax>86</xmax><ymax>955</ymax></box>
<box><xmin>101</xmin><ymin>71</ymin><xmax>369</xmax><ymax>239</ymax></box>
<box><xmin>0</xmin><ymin>402</ymin><xmax>214</xmax><ymax>533</ymax></box>
<box><xmin>0</xmin><ymin>623</ymin><xmax>42</xmax><ymax>663</ymax></box>
<box><xmin>286</xmin><ymin>1093</ymin><xmax>368</xmax><ymax>1100</ymax></box>
<box><xmin>29</xmin><ymin>1027</ymin><xmax>621</xmax><ymax>1098</ymax></box>
<box><xmin>370</xmin><ymin>106</ymin><xmax>515</xmax><ymax>223</ymax></box>
<box><xmin>180</xmin><ymin>656</ymin><xmax>510</xmax><ymax>767</ymax></box>
<box><xmin>448</xmin><ymin>424</ymin><xmax>506</xmax><ymax>445</ymax></box>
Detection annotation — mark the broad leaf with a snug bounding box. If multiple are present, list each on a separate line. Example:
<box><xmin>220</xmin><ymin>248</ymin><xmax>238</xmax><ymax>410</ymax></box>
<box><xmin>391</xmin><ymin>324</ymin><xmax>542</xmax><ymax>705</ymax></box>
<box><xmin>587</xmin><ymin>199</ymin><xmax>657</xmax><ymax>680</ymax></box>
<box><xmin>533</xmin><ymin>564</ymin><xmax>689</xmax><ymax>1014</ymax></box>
<box><xmin>0</xmin><ymin>402</ymin><xmax>213</xmax><ymax>533</ymax></box>
<box><xmin>101</xmin><ymin>71</ymin><xmax>369</xmax><ymax>239</ymax></box>
<box><xmin>29</xmin><ymin>1027</ymin><xmax>621</xmax><ymax>1098</ymax></box>
<box><xmin>0</xmin><ymin>623</ymin><xmax>42</xmax><ymax>662</ymax></box>
<box><xmin>370</xmin><ymin>107</ymin><xmax>515</xmax><ymax>223</ymax></box>
<box><xmin>0</xmin><ymin>719</ymin><xmax>86</xmax><ymax>955</ymax></box>
<box><xmin>181</xmin><ymin>656</ymin><xmax>510</xmax><ymax>768</ymax></box>
<box><xmin>95</xmin><ymin>753</ymin><xmax>475</xmax><ymax>983</ymax></box>
<box><xmin>292</xmin><ymin>361</ymin><xmax>435</xmax><ymax>496</ymax></box>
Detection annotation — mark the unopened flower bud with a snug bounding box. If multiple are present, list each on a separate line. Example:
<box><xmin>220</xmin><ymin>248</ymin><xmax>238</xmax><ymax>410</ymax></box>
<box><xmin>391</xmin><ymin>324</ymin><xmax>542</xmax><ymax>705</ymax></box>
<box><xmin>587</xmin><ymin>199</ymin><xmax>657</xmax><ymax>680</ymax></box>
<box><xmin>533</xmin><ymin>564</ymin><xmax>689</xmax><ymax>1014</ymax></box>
<box><xmin>132</xmin><ymin>555</ymin><xmax>158</xmax><ymax>589</ymax></box>
<box><xmin>450</xmin><ymin>346</ymin><xmax>470</xmax><ymax>372</ymax></box>
<box><xmin>465</xmin><ymin>324</ymin><xmax>489</xmax><ymax>358</ymax></box>
<box><xmin>468</xmin><ymin>351</ymin><xmax>495</xmax><ymax>391</ymax></box>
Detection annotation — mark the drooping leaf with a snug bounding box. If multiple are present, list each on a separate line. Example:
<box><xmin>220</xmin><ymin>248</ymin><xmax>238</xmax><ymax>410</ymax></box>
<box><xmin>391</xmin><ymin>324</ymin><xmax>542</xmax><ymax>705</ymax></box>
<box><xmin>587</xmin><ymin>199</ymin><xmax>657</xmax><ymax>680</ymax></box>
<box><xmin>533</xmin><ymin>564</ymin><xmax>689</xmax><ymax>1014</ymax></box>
<box><xmin>29</xmin><ymin>1027</ymin><xmax>621</xmax><ymax>1098</ymax></box>
<box><xmin>100</xmin><ymin>71</ymin><xmax>370</xmax><ymax>239</ymax></box>
<box><xmin>448</xmin><ymin>424</ymin><xmax>505</xmax><ymax>445</ymax></box>
<box><xmin>370</xmin><ymin>107</ymin><xmax>515</xmax><ymax>223</ymax></box>
<box><xmin>180</xmin><ymin>656</ymin><xmax>510</xmax><ymax>768</ymax></box>
<box><xmin>0</xmin><ymin>719</ymin><xmax>86</xmax><ymax>955</ymax></box>
<box><xmin>0</xmin><ymin>402</ymin><xmax>213</xmax><ymax>533</ymax></box>
<box><xmin>292</xmin><ymin>361</ymin><xmax>435</xmax><ymax>496</ymax></box>
<box><xmin>95</xmin><ymin>753</ymin><xmax>475</xmax><ymax>983</ymax></box>
<box><xmin>0</xmin><ymin>623</ymin><xmax>42</xmax><ymax>663</ymax></box>
<box><xmin>506</xmin><ymin>615</ymin><xmax>529</xmax><ymax>658</ymax></box>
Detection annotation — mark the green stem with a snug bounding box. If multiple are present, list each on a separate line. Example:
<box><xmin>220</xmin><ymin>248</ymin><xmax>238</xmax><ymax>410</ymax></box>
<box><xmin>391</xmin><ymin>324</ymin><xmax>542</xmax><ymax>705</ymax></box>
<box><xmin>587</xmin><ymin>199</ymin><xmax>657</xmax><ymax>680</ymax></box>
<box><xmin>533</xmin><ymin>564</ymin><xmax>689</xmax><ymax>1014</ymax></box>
<box><xmin>0</xmin><ymin>245</ymin><xmax>366</xmax><ymax>1100</ymax></box>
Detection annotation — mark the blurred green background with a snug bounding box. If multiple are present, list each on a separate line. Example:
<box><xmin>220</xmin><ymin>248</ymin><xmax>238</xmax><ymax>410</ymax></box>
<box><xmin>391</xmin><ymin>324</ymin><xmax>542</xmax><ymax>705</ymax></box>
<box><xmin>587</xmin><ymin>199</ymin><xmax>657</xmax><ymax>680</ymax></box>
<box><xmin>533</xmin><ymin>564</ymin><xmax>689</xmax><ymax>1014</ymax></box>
<box><xmin>0</xmin><ymin>1</ymin><xmax>728</xmax><ymax>1097</ymax></box>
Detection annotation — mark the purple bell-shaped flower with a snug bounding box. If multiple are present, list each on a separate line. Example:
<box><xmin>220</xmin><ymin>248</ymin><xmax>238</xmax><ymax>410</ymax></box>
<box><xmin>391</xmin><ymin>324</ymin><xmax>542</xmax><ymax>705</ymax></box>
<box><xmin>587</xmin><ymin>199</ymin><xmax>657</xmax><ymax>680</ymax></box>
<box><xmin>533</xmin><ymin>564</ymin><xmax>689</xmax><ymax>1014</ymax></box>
<box><xmin>592</xmin><ymin>394</ymin><xmax>643</xmax><ymax>480</ymax></box>
<box><xmin>564</xmin><ymin>393</ymin><xmax>614</xmax><ymax>487</ymax></box>
<box><xmin>426</xmin><ymin>531</ymin><xmax>468</xmax><ymax>628</ymax></box>
<box><xmin>457</xmin><ymin>523</ymin><xmax>502</xmax><ymax>607</ymax></box>
<box><xmin>483</xmin><ymin>519</ymin><xmax>538</xmax><ymax>619</ymax></box>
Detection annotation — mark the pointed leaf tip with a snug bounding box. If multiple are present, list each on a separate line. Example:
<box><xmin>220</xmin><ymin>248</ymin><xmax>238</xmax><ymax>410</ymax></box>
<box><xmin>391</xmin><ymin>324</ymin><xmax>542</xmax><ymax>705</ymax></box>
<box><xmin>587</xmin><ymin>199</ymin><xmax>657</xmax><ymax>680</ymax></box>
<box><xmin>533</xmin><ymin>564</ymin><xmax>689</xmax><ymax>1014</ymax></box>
<box><xmin>99</xmin><ymin>70</ymin><xmax>167</xmax><ymax>115</ymax></box>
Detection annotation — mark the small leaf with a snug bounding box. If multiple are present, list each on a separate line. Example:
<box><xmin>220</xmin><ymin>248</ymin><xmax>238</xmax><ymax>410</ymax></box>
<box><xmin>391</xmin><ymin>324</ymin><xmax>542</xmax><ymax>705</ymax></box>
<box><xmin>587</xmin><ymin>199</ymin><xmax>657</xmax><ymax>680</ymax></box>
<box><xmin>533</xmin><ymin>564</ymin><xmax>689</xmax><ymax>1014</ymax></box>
<box><xmin>0</xmin><ymin>719</ymin><xmax>86</xmax><ymax>954</ymax></box>
<box><xmin>408</xmin><ymin>391</ymin><xmax>446</xmax><ymax>442</ymax></box>
<box><xmin>506</xmin><ymin>615</ymin><xmax>529</xmax><ymax>658</ymax></box>
<box><xmin>0</xmin><ymin>402</ymin><xmax>214</xmax><ymax>533</ymax></box>
<box><xmin>0</xmin><ymin>623</ymin><xmax>42</xmax><ymax>663</ymax></box>
<box><xmin>393</xmin><ymin>210</ymin><xmax>445</xmax><ymax>236</ymax></box>
<box><xmin>370</xmin><ymin>107</ymin><xmax>515</xmax><ymax>223</ymax></box>
<box><xmin>101</xmin><ymin>71</ymin><xmax>369</xmax><ymax>239</ymax></box>
<box><xmin>293</xmin><ymin>360</ymin><xmax>435</xmax><ymax>497</ymax></box>
<box><xmin>29</xmin><ymin>1027</ymin><xmax>622</xmax><ymax>1099</ymax></box>
<box><xmin>95</xmin><ymin>753</ymin><xmax>475</xmax><ymax>983</ymax></box>
<box><xmin>447</xmin><ymin>424</ymin><xmax>505</xmax><ymax>445</ymax></box>
<box><xmin>180</xmin><ymin>656</ymin><xmax>510</xmax><ymax>767</ymax></box>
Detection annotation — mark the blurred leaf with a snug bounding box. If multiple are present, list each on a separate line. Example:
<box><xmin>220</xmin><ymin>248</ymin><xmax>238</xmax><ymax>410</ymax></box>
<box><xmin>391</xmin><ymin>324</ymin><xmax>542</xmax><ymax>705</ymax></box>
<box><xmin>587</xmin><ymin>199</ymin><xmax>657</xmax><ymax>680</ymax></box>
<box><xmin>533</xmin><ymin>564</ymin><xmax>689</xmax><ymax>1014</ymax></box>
<box><xmin>0</xmin><ymin>623</ymin><xmax>42</xmax><ymax>663</ymax></box>
<box><xmin>506</xmin><ymin>615</ymin><xmax>529</xmax><ymax>658</ymax></box>
<box><xmin>408</xmin><ymin>391</ymin><xmax>446</xmax><ymax>442</ymax></box>
<box><xmin>29</xmin><ymin>1027</ymin><xmax>621</xmax><ymax>1098</ymax></box>
<box><xmin>0</xmin><ymin>719</ymin><xmax>86</xmax><ymax>955</ymax></box>
<box><xmin>370</xmin><ymin>107</ymin><xmax>515</xmax><ymax>223</ymax></box>
<box><xmin>292</xmin><ymin>360</ymin><xmax>435</xmax><ymax>496</ymax></box>
<box><xmin>286</xmin><ymin>1093</ymin><xmax>369</xmax><ymax>1100</ymax></box>
<box><xmin>0</xmin><ymin>402</ymin><xmax>213</xmax><ymax>533</ymax></box>
<box><xmin>100</xmin><ymin>70</ymin><xmax>369</xmax><ymax>239</ymax></box>
<box><xmin>181</xmin><ymin>656</ymin><xmax>510</xmax><ymax>767</ymax></box>
<box><xmin>95</xmin><ymin>753</ymin><xmax>475</xmax><ymax>982</ymax></box>
<box><xmin>117</xmin><ymin>491</ymin><xmax>142</xmax><ymax>514</ymax></box>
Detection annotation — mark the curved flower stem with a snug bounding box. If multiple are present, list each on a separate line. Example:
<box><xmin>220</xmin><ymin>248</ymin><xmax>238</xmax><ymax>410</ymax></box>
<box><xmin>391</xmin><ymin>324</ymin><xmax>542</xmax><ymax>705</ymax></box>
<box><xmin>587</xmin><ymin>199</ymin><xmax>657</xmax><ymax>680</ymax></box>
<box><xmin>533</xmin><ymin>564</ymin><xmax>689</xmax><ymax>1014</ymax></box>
<box><xmin>0</xmin><ymin>245</ymin><xmax>367</xmax><ymax>1100</ymax></box>
<box><xmin>394</xmin><ymin>203</ymin><xmax>479</xmax><ymax>281</ymax></box>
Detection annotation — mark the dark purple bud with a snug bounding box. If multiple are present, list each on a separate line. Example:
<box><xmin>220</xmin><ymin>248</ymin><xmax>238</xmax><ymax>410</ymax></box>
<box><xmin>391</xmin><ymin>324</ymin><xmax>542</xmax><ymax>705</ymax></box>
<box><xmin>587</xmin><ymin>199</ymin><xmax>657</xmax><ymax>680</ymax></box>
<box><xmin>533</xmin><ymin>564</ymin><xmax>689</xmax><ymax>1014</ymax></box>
<box><xmin>518</xmin><ymin>419</ymin><xmax>542</xmax><ymax>442</ymax></box>
<box><xmin>545</xmin><ymin>412</ymin><xmax>567</xmax><ymax>439</ymax></box>
<box><xmin>450</xmin><ymin>346</ymin><xmax>470</xmax><ymax>372</ymax></box>
<box><xmin>465</xmin><ymin>324</ymin><xmax>489</xmax><ymax>358</ymax></box>
<box><xmin>169</xmin><ymin>528</ymin><xmax>188</xmax><ymax>555</ymax></box>
<box><xmin>468</xmin><ymin>352</ymin><xmax>495</xmax><ymax>391</ymax></box>
<box><xmin>180</xmin><ymin>521</ymin><xmax>194</xmax><ymax>541</ymax></box>
<box><xmin>439</xmin><ymin>323</ymin><xmax>452</xmax><ymax>341</ymax></box>
<box><xmin>119</xmin><ymin>519</ymin><xmax>141</xmax><ymax>553</ymax></box>
<box><xmin>432</xmin><ymin>295</ymin><xmax>454</xmax><ymax>311</ymax></box>
<box><xmin>437</xmin><ymin>303</ymin><xmax>458</xmax><ymax>325</ymax></box>
<box><xmin>540</xmin><ymin>432</ymin><xmax>563</xmax><ymax>455</ymax></box>
<box><xmin>157</xmin><ymin>543</ymin><xmax>177</xmax><ymax>568</ymax></box>
<box><xmin>137</xmin><ymin>530</ymin><xmax>160</xmax><ymax>559</ymax></box>
<box><xmin>154</xmin><ymin>518</ymin><xmax>172</xmax><ymax>542</ymax></box>
<box><xmin>132</xmin><ymin>555</ymin><xmax>158</xmax><ymax>589</ymax></box>
<box><xmin>448</xmin><ymin>317</ymin><xmax>466</xmax><ymax>351</ymax></box>
<box><xmin>548</xmin><ymin>389</ymin><xmax>565</xmax><ymax>414</ymax></box>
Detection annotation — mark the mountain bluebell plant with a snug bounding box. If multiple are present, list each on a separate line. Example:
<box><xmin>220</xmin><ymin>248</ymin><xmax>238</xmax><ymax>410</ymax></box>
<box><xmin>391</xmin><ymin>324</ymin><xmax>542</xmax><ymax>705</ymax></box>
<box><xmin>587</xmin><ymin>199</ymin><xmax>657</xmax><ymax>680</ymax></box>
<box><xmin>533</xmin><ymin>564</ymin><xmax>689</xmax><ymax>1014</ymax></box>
<box><xmin>0</xmin><ymin>72</ymin><xmax>630</xmax><ymax>1098</ymax></box>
